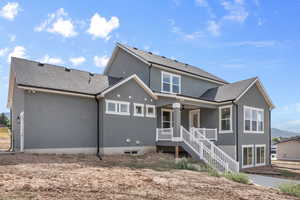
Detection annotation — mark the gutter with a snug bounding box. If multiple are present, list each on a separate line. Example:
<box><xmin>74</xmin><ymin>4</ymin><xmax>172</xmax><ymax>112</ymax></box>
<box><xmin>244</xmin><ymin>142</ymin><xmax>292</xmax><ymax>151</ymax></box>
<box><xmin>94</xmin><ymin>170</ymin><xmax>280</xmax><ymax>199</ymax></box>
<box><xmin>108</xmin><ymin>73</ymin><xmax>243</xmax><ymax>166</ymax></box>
<box><xmin>95</xmin><ymin>97</ymin><xmax>102</xmax><ymax>160</ymax></box>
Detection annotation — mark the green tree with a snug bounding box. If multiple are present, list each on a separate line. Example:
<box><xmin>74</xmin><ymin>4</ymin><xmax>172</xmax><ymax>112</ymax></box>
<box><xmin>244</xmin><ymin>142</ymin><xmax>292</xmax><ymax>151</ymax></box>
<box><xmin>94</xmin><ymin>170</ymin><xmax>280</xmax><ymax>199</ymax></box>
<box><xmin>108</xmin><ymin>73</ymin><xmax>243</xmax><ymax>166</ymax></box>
<box><xmin>0</xmin><ymin>113</ymin><xmax>9</xmax><ymax>127</ymax></box>
<box><xmin>272</xmin><ymin>137</ymin><xmax>281</xmax><ymax>143</ymax></box>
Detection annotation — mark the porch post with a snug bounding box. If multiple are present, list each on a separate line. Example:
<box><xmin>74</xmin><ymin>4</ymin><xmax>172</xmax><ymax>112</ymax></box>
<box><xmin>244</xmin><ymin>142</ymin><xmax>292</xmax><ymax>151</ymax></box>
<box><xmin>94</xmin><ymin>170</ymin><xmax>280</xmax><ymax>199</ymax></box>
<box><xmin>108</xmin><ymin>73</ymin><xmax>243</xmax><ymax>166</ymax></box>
<box><xmin>172</xmin><ymin>103</ymin><xmax>181</xmax><ymax>158</ymax></box>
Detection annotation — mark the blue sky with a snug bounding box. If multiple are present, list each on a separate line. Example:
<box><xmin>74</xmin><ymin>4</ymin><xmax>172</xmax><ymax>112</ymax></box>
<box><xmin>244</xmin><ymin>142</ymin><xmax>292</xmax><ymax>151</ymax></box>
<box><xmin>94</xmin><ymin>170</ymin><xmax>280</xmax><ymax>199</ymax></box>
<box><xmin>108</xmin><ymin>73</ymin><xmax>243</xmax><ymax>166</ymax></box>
<box><xmin>0</xmin><ymin>0</ymin><xmax>300</xmax><ymax>131</ymax></box>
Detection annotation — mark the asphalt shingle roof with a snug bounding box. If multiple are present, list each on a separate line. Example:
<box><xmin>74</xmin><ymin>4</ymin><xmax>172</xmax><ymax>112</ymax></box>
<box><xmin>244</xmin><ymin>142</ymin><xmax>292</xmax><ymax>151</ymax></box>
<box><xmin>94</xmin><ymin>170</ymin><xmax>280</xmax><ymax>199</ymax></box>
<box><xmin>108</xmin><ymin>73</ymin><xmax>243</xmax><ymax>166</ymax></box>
<box><xmin>119</xmin><ymin>43</ymin><xmax>228</xmax><ymax>84</ymax></box>
<box><xmin>200</xmin><ymin>77</ymin><xmax>257</xmax><ymax>102</ymax></box>
<box><xmin>12</xmin><ymin>57</ymin><xmax>121</xmax><ymax>95</ymax></box>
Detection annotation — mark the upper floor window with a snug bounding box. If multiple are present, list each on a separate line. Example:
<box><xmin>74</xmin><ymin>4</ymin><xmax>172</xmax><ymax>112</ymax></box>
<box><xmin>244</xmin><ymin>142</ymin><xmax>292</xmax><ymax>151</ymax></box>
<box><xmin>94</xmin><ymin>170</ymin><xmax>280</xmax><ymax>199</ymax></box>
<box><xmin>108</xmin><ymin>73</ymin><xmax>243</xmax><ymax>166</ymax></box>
<box><xmin>161</xmin><ymin>71</ymin><xmax>181</xmax><ymax>94</ymax></box>
<box><xmin>244</xmin><ymin>106</ymin><xmax>264</xmax><ymax>133</ymax></box>
<box><xmin>133</xmin><ymin>103</ymin><xmax>144</xmax><ymax>117</ymax></box>
<box><xmin>106</xmin><ymin>100</ymin><xmax>130</xmax><ymax>116</ymax></box>
<box><xmin>219</xmin><ymin>105</ymin><xmax>232</xmax><ymax>133</ymax></box>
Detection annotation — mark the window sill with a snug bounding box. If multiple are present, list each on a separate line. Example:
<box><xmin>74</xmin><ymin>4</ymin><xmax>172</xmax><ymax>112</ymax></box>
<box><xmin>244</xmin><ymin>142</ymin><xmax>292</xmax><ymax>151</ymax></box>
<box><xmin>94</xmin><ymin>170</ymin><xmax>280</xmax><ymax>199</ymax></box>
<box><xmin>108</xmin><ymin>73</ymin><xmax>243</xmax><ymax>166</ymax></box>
<box><xmin>146</xmin><ymin>115</ymin><xmax>156</xmax><ymax>118</ymax></box>
<box><xmin>133</xmin><ymin>114</ymin><xmax>144</xmax><ymax>117</ymax></box>
<box><xmin>242</xmin><ymin>164</ymin><xmax>254</xmax><ymax>169</ymax></box>
<box><xmin>106</xmin><ymin>112</ymin><xmax>130</xmax><ymax>116</ymax></box>
<box><xmin>255</xmin><ymin>163</ymin><xmax>266</xmax><ymax>167</ymax></box>
<box><xmin>219</xmin><ymin>130</ymin><xmax>233</xmax><ymax>134</ymax></box>
<box><xmin>160</xmin><ymin>90</ymin><xmax>180</xmax><ymax>95</ymax></box>
<box><xmin>244</xmin><ymin>131</ymin><xmax>264</xmax><ymax>134</ymax></box>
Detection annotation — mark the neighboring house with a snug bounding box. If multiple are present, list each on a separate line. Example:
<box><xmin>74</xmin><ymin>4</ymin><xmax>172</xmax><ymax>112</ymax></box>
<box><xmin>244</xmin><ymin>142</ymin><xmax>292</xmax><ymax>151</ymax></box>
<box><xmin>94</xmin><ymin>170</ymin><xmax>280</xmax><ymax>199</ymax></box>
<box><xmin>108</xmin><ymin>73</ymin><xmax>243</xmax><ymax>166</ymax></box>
<box><xmin>7</xmin><ymin>43</ymin><xmax>275</xmax><ymax>172</ymax></box>
<box><xmin>276</xmin><ymin>136</ymin><xmax>300</xmax><ymax>161</ymax></box>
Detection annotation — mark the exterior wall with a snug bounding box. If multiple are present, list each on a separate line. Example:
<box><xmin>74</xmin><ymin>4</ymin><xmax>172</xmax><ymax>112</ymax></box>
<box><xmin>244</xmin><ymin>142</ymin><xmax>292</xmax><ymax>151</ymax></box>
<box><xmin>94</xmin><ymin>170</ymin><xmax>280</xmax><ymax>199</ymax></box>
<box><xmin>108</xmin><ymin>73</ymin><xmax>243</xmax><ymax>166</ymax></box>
<box><xmin>11</xmin><ymin>85</ymin><xmax>25</xmax><ymax>150</ymax></box>
<box><xmin>101</xmin><ymin>79</ymin><xmax>157</xmax><ymax>153</ymax></box>
<box><xmin>23</xmin><ymin>91</ymin><xmax>97</xmax><ymax>150</ymax></box>
<box><xmin>150</xmin><ymin>66</ymin><xmax>220</xmax><ymax>97</ymax></box>
<box><xmin>106</xmin><ymin>48</ymin><xmax>150</xmax><ymax>84</ymax></box>
<box><xmin>277</xmin><ymin>141</ymin><xmax>300</xmax><ymax>161</ymax></box>
<box><xmin>236</xmin><ymin>84</ymin><xmax>271</xmax><ymax>168</ymax></box>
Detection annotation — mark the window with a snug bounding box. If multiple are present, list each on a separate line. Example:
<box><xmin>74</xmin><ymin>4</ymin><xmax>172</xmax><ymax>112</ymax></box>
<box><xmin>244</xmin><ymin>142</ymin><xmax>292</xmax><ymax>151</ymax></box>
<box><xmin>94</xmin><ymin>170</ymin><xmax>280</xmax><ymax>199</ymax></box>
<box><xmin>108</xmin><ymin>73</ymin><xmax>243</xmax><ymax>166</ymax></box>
<box><xmin>256</xmin><ymin>145</ymin><xmax>266</xmax><ymax>166</ymax></box>
<box><xmin>106</xmin><ymin>100</ymin><xmax>130</xmax><ymax>115</ymax></box>
<box><xmin>161</xmin><ymin>71</ymin><xmax>181</xmax><ymax>94</ymax></box>
<box><xmin>161</xmin><ymin>109</ymin><xmax>172</xmax><ymax>128</ymax></box>
<box><xmin>134</xmin><ymin>103</ymin><xmax>144</xmax><ymax>117</ymax></box>
<box><xmin>242</xmin><ymin>145</ymin><xmax>254</xmax><ymax>168</ymax></box>
<box><xmin>146</xmin><ymin>105</ymin><xmax>156</xmax><ymax>118</ymax></box>
<box><xmin>219</xmin><ymin>105</ymin><xmax>232</xmax><ymax>133</ymax></box>
<box><xmin>244</xmin><ymin>106</ymin><xmax>264</xmax><ymax>133</ymax></box>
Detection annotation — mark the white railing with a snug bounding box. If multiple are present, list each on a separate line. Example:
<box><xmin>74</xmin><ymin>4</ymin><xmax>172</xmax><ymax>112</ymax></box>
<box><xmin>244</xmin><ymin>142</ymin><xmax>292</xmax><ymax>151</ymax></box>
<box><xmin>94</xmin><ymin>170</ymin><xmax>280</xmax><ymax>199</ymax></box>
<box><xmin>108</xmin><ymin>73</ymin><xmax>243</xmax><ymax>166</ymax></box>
<box><xmin>191</xmin><ymin>128</ymin><xmax>239</xmax><ymax>173</ymax></box>
<box><xmin>192</xmin><ymin>128</ymin><xmax>218</xmax><ymax>141</ymax></box>
<box><xmin>156</xmin><ymin>127</ymin><xmax>239</xmax><ymax>173</ymax></box>
<box><xmin>156</xmin><ymin>128</ymin><xmax>173</xmax><ymax>141</ymax></box>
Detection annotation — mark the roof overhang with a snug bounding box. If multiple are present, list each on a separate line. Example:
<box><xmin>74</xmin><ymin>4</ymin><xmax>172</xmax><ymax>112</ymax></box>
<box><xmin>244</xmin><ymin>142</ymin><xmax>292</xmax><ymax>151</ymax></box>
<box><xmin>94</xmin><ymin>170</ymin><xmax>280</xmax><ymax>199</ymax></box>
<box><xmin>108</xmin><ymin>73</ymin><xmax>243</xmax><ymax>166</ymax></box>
<box><xmin>97</xmin><ymin>74</ymin><xmax>158</xmax><ymax>100</ymax></box>
<box><xmin>234</xmin><ymin>78</ymin><xmax>275</xmax><ymax>110</ymax></box>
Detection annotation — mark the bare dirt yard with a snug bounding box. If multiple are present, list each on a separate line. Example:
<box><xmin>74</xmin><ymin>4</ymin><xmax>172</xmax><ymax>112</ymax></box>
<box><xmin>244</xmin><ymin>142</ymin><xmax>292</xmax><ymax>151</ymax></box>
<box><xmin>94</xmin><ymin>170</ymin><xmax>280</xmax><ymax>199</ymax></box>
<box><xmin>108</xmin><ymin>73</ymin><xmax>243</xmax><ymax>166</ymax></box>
<box><xmin>0</xmin><ymin>153</ymin><xmax>298</xmax><ymax>200</ymax></box>
<box><xmin>0</xmin><ymin>127</ymin><xmax>10</xmax><ymax>151</ymax></box>
<box><xmin>244</xmin><ymin>160</ymin><xmax>300</xmax><ymax>180</ymax></box>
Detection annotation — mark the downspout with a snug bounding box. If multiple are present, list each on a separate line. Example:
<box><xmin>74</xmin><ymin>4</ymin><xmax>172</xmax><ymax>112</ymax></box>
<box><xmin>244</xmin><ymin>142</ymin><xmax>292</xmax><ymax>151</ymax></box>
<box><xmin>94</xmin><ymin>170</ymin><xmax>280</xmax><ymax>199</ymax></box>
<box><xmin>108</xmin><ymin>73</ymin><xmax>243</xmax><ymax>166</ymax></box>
<box><xmin>148</xmin><ymin>64</ymin><xmax>152</xmax><ymax>89</ymax></box>
<box><xmin>234</xmin><ymin>102</ymin><xmax>239</xmax><ymax>162</ymax></box>
<box><xmin>95</xmin><ymin>96</ymin><xmax>102</xmax><ymax>160</ymax></box>
<box><xmin>9</xmin><ymin>108</ymin><xmax>13</xmax><ymax>152</ymax></box>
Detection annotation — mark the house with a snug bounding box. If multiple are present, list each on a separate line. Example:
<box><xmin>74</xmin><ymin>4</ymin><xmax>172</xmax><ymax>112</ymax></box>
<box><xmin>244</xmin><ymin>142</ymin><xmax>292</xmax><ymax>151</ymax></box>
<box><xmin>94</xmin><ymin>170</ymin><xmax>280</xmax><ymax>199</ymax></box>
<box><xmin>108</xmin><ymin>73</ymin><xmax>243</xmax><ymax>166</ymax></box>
<box><xmin>7</xmin><ymin>43</ymin><xmax>275</xmax><ymax>172</ymax></box>
<box><xmin>276</xmin><ymin>136</ymin><xmax>300</xmax><ymax>161</ymax></box>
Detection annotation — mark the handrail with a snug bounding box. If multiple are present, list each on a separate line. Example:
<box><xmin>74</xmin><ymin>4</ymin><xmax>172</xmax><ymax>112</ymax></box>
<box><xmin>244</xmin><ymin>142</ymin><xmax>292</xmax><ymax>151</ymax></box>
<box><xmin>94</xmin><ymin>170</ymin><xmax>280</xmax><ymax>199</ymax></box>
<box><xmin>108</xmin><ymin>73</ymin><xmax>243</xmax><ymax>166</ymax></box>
<box><xmin>192</xmin><ymin>128</ymin><xmax>218</xmax><ymax>141</ymax></box>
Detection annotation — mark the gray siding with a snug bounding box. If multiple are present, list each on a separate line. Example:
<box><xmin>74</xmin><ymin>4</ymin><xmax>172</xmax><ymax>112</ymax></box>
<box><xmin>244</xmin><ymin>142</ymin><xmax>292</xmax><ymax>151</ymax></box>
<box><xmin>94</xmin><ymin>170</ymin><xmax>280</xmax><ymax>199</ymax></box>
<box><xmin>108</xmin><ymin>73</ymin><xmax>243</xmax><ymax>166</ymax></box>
<box><xmin>101</xmin><ymin>79</ymin><xmax>157</xmax><ymax>148</ymax></box>
<box><xmin>150</xmin><ymin>67</ymin><xmax>220</xmax><ymax>97</ymax></box>
<box><xmin>106</xmin><ymin>48</ymin><xmax>150</xmax><ymax>84</ymax></box>
<box><xmin>236</xmin><ymin>84</ymin><xmax>271</xmax><ymax>168</ymax></box>
<box><xmin>23</xmin><ymin>91</ymin><xmax>97</xmax><ymax>149</ymax></box>
<box><xmin>11</xmin><ymin>85</ymin><xmax>25</xmax><ymax>150</ymax></box>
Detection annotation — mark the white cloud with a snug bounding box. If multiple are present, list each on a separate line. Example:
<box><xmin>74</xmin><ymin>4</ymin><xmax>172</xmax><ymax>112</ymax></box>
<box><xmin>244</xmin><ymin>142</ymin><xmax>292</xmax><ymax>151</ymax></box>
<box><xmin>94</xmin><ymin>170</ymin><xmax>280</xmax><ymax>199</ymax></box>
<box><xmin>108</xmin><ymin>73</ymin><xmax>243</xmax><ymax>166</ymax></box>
<box><xmin>69</xmin><ymin>56</ymin><xmax>86</xmax><ymax>66</ymax></box>
<box><xmin>228</xmin><ymin>40</ymin><xmax>277</xmax><ymax>47</ymax></box>
<box><xmin>221</xmin><ymin>0</ymin><xmax>249</xmax><ymax>23</ymax></box>
<box><xmin>207</xmin><ymin>20</ymin><xmax>221</xmax><ymax>36</ymax></box>
<box><xmin>94</xmin><ymin>55</ymin><xmax>109</xmax><ymax>67</ymax></box>
<box><xmin>9</xmin><ymin>34</ymin><xmax>16</xmax><ymax>42</ymax></box>
<box><xmin>0</xmin><ymin>2</ymin><xmax>20</xmax><ymax>20</ymax></box>
<box><xmin>0</xmin><ymin>48</ymin><xmax>9</xmax><ymax>56</ymax></box>
<box><xmin>87</xmin><ymin>13</ymin><xmax>119</xmax><ymax>40</ymax></box>
<box><xmin>35</xmin><ymin>8</ymin><xmax>77</xmax><ymax>38</ymax></box>
<box><xmin>7</xmin><ymin>46</ymin><xmax>26</xmax><ymax>62</ymax></box>
<box><xmin>41</xmin><ymin>55</ymin><xmax>63</xmax><ymax>65</ymax></box>
<box><xmin>173</xmin><ymin>0</ymin><xmax>181</xmax><ymax>6</ymax></box>
<box><xmin>169</xmin><ymin>19</ymin><xmax>204</xmax><ymax>40</ymax></box>
<box><xmin>195</xmin><ymin>0</ymin><xmax>208</xmax><ymax>7</ymax></box>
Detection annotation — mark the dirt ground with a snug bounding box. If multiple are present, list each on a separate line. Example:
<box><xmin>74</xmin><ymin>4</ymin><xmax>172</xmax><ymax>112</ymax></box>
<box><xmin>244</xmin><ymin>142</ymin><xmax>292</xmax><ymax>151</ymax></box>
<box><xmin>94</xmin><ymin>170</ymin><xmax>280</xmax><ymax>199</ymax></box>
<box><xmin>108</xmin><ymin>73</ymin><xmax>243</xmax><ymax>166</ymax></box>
<box><xmin>244</xmin><ymin>160</ymin><xmax>300</xmax><ymax>180</ymax></box>
<box><xmin>0</xmin><ymin>153</ymin><xmax>298</xmax><ymax>200</ymax></box>
<box><xmin>0</xmin><ymin>127</ymin><xmax>10</xmax><ymax>151</ymax></box>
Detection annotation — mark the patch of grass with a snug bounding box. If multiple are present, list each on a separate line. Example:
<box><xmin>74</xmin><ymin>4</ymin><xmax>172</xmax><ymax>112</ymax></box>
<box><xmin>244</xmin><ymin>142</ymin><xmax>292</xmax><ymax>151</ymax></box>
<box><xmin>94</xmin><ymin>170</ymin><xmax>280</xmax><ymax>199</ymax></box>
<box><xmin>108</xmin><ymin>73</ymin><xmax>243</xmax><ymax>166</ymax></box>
<box><xmin>279</xmin><ymin>183</ymin><xmax>300</xmax><ymax>198</ymax></box>
<box><xmin>223</xmin><ymin>172</ymin><xmax>250</xmax><ymax>184</ymax></box>
<box><xmin>279</xmin><ymin>169</ymin><xmax>298</xmax><ymax>178</ymax></box>
<box><xmin>207</xmin><ymin>168</ymin><xmax>221</xmax><ymax>177</ymax></box>
<box><xmin>174</xmin><ymin>158</ymin><xmax>201</xmax><ymax>171</ymax></box>
<box><xmin>0</xmin><ymin>127</ymin><xmax>10</xmax><ymax>139</ymax></box>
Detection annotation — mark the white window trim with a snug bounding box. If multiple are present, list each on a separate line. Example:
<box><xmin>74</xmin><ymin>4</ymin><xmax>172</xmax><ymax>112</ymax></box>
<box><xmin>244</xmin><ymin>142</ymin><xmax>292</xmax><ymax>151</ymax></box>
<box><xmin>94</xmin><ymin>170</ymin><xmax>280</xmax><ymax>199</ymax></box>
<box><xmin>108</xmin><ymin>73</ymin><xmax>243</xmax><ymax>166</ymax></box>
<box><xmin>146</xmin><ymin>104</ymin><xmax>156</xmax><ymax>118</ymax></box>
<box><xmin>242</xmin><ymin>144</ymin><xmax>254</xmax><ymax>168</ymax></box>
<box><xmin>219</xmin><ymin>105</ymin><xmax>233</xmax><ymax>134</ymax></box>
<box><xmin>161</xmin><ymin>71</ymin><xmax>181</xmax><ymax>94</ymax></box>
<box><xmin>255</xmin><ymin>144</ymin><xmax>266</xmax><ymax>166</ymax></box>
<box><xmin>133</xmin><ymin>103</ymin><xmax>144</xmax><ymax>117</ymax></box>
<box><xmin>105</xmin><ymin>100</ymin><xmax>130</xmax><ymax>116</ymax></box>
<box><xmin>161</xmin><ymin>108</ymin><xmax>173</xmax><ymax>128</ymax></box>
<box><xmin>243</xmin><ymin>106</ymin><xmax>264</xmax><ymax>134</ymax></box>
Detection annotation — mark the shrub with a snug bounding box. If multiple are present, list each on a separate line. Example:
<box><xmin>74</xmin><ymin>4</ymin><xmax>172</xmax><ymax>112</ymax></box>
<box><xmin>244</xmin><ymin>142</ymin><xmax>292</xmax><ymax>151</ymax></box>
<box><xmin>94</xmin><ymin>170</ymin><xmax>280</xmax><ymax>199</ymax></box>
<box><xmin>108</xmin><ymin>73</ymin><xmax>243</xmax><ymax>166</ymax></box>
<box><xmin>207</xmin><ymin>168</ymin><xmax>221</xmax><ymax>177</ymax></box>
<box><xmin>174</xmin><ymin>158</ymin><xmax>200</xmax><ymax>171</ymax></box>
<box><xmin>224</xmin><ymin>172</ymin><xmax>250</xmax><ymax>184</ymax></box>
<box><xmin>279</xmin><ymin>183</ymin><xmax>300</xmax><ymax>198</ymax></box>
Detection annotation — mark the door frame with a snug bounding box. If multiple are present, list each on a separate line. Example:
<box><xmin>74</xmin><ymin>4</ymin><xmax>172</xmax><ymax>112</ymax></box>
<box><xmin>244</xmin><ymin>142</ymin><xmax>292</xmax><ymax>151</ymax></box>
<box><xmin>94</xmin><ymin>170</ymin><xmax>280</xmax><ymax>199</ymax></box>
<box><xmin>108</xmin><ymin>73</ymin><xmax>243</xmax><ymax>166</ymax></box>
<box><xmin>161</xmin><ymin>108</ymin><xmax>173</xmax><ymax>128</ymax></box>
<box><xmin>189</xmin><ymin>109</ymin><xmax>200</xmax><ymax>129</ymax></box>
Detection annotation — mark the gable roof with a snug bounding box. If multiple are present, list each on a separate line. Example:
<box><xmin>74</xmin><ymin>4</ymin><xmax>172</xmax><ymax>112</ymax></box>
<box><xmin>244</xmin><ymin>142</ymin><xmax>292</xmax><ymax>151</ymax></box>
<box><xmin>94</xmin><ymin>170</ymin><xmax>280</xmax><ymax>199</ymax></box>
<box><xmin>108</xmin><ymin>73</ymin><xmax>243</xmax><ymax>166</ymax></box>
<box><xmin>200</xmin><ymin>77</ymin><xmax>275</xmax><ymax>109</ymax></box>
<box><xmin>105</xmin><ymin>43</ymin><xmax>228</xmax><ymax>85</ymax></box>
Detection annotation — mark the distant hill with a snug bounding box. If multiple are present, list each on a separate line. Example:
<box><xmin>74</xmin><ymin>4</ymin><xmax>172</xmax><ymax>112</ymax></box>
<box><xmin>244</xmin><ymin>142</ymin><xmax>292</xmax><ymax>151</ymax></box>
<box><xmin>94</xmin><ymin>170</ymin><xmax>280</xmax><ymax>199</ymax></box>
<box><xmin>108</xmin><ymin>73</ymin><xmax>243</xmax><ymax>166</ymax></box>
<box><xmin>272</xmin><ymin>128</ymin><xmax>300</xmax><ymax>138</ymax></box>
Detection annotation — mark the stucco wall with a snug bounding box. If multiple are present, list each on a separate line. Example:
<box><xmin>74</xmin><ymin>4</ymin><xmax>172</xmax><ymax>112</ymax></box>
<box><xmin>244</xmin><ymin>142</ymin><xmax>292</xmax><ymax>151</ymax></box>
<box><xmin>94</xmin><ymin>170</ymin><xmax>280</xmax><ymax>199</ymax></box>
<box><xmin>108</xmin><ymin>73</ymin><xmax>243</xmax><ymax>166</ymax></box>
<box><xmin>277</xmin><ymin>141</ymin><xmax>300</xmax><ymax>160</ymax></box>
<box><xmin>23</xmin><ymin>91</ymin><xmax>97</xmax><ymax>150</ymax></box>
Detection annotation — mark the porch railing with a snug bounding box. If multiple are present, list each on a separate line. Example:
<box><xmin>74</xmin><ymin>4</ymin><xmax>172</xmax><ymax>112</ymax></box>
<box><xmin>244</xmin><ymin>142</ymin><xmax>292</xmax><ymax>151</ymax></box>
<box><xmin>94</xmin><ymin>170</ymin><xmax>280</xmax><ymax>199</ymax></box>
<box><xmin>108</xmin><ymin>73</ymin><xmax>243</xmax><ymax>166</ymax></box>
<box><xmin>156</xmin><ymin>128</ymin><xmax>173</xmax><ymax>141</ymax></box>
<box><xmin>191</xmin><ymin>128</ymin><xmax>218</xmax><ymax>141</ymax></box>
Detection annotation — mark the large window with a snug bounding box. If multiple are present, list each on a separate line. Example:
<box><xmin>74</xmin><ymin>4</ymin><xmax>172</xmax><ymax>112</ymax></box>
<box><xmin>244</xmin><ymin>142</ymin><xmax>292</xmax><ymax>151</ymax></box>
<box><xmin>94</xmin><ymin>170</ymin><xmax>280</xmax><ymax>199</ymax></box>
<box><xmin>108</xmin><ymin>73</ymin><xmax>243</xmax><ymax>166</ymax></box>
<box><xmin>161</xmin><ymin>109</ymin><xmax>172</xmax><ymax>128</ymax></box>
<box><xmin>219</xmin><ymin>105</ymin><xmax>232</xmax><ymax>133</ymax></box>
<box><xmin>256</xmin><ymin>145</ymin><xmax>266</xmax><ymax>166</ymax></box>
<box><xmin>242</xmin><ymin>145</ymin><xmax>254</xmax><ymax>168</ymax></box>
<box><xmin>244</xmin><ymin>106</ymin><xmax>264</xmax><ymax>133</ymax></box>
<box><xmin>106</xmin><ymin>100</ymin><xmax>130</xmax><ymax>116</ymax></box>
<box><xmin>161</xmin><ymin>71</ymin><xmax>181</xmax><ymax>94</ymax></box>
